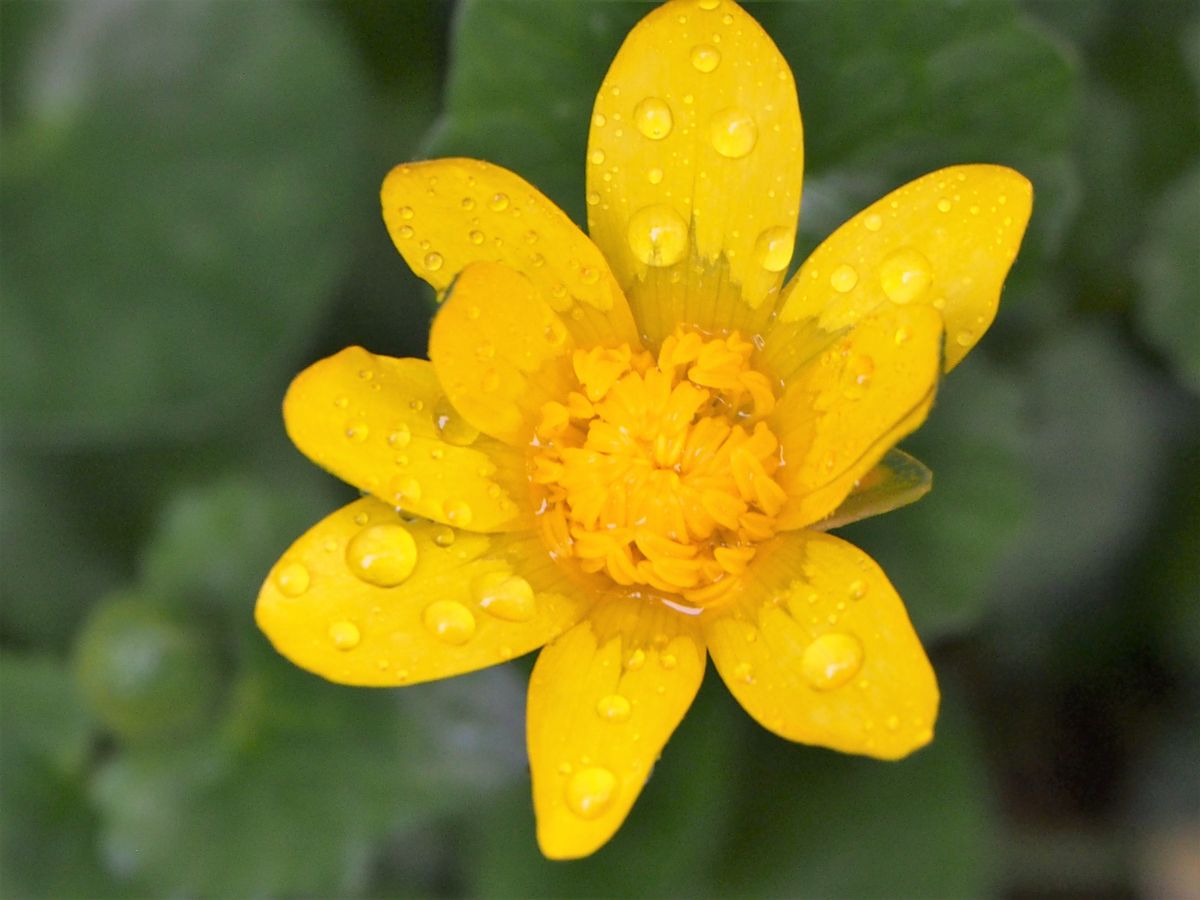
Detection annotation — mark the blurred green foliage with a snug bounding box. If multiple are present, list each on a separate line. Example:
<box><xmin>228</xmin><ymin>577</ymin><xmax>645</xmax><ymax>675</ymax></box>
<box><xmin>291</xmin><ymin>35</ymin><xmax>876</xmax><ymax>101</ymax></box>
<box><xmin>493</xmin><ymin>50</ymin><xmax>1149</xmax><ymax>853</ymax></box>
<box><xmin>2</xmin><ymin>0</ymin><xmax>1198</xmax><ymax>897</ymax></box>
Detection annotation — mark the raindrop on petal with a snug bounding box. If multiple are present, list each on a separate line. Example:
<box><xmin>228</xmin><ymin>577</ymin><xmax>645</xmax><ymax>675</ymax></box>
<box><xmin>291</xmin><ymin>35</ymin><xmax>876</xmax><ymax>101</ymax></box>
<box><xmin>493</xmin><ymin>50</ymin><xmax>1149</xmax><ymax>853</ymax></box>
<box><xmin>422</xmin><ymin>600</ymin><xmax>476</xmax><ymax>645</ymax></box>
<box><xmin>802</xmin><ymin>632</ymin><xmax>864</xmax><ymax>691</ymax></box>
<box><xmin>565</xmin><ymin>767</ymin><xmax>617</xmax><ymax>819</ymax></box>
<box><xmin>345</xmin><ymin>523</ymin><xmax>418</xmax><ymax>587</ymax></box>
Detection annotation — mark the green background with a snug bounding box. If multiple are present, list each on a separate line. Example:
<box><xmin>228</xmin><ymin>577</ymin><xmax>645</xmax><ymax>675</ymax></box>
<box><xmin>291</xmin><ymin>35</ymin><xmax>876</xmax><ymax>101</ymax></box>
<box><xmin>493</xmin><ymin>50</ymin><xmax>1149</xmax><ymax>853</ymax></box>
<box><xmin>2</xmin><ymin>0</ymin><xmax>1198</xmax><ymax>896</ymax></box>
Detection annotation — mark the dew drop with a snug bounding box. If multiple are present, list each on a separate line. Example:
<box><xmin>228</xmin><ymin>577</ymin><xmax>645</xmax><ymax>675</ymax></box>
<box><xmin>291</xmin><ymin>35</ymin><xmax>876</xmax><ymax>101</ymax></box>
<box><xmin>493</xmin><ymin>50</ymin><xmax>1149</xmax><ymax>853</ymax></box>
<box><xmin>754</xmin><ymin>226</ymin><xmax>793</xmax><ymax>272</ymax></box>
<box><xmin>424</xmin><ymin>252</ymin><xmax>444</xmax><ymax>272</ymax></box>
<box><xmin>864</xmin><ymin>212</ymin><xmax>883</xmax><ymax>232</ymax></box>
<box><xmin>647</xmin><ymin>167</ymin><xmax>664</xmax><ymax>185</ymax></box>
<box><xmin>387</xmin><ymin>424</ymin><xmax>412</xmax><ymax>448</ymax></box>
<box><xmin>443</xmin><ymin>499</ymin><xmax>474</xmax><ymax>527</ymax></box>
<box><xmin>469</xmin><ymin>229</ymin><xmax>485</xmax><ymax>245</ymax></box>
<box><xmin>955</xmin><ymin>329</ymin><xmax>974</xmax><ymax>348</ymax></box>
<box><xmin>830</xmin><ymin>263</ymin><xmax>859</xmax><ymax>293</ymax></box>
<box><xmin>661</xmin><ymin>653</ymin><xmax>678</xmax><ymax>670</ymax></box>
<box><xmin>733</xmin><ymin>661</ymin><xmax>755</xmax><ymax>684</ymax></box>
<box><xmin>399</xmin><ymin>206</ymin><xmax>414</xmax><ymax>220</ymax></box>
<box><xmin>627</xmin><ymin>204</ymin><xmax>688</xmax><ymax>267</ymax></box>
<box><xmin>398</xmin><ymin>224</ymin><xmax>414</xmax><ymax>239</ymax></box>
<box><xmin>698</xmin><ymin>0</ymin><xmax>719</xmax><ymax>9</ymax></box>
<box><xmin>586</xmin><ymin>191</ymin><xmax>601</xmax><ymax>206</ymax></box>
<box><xmin>709</xmin><ymin>107</ymin><xmax>757</xmax><ymax>158</ymax></box>
<box><xmin>487</xmin><ymin>192</ymin><xmax>510</xmax><ymax>212</ymax></box>
<box><xmin>849</xmin><ymin>579</ymin><xmax>867</xmax><ymax>600</ymax></box>
<box><xmin>802</xmin><ymin>632</ymin><xmax>864</xmax><ymax>691</ymax></box>
<box><xmin>595</xmin><ymin>693</ymin><xmax>632</xmax><ymax>723</ymax></box>
<box><xmin>565</xmin><ymin>767</ymin><xmax>617</xmax><ymax>819</ymax></box>
<box><xmin>690</xmin><ymin>43</ymin><xmax>721</xmax><ymax>73</ymax></box>
<box><xmin>392</xmin><ymin>476</ymin><xmax>422</xmax><ymax>503</ymax></box>
<box><xmin>422</xmin><ymin>600</ymin><xmax>476</xmax><ymax>645</ymax></box>
<box><xmin>590</xmin><ymin>149</ymin><xmax>606</xmax><ymax>165</ymax></box>
<box><xmin>580</xmin><ymin>266</ymin><xmax>600</xmax><ymax>285</ymax></box>
<box><xmin>634</xmin><ymin>97</ymin><xmax>673</xmax><ymax>140</ymax></box>
<box><xmin>879</xmin><ymin>248</ymin><xmax>933</xmax><ymax>304</ymax></box>
<box><xmin>625</xmin><ymin>648</ymin><xmax>647</xmax><ymax>671</ymax></box>
<box><xmin>893</xmin><ymin>326</ymin><xmax>911</xmax><ymax>346</ymax></box>
<box><xmin>328</xmin><ymin>619</ymin><xmax>360</xmax><ymax>651</ymax></box>
<box><xmin>936</xmin><ymin>197</ymin><xmax>952</xmax><ymax>213</ymax></box>
<box><xmin>432</xmin><ymin>526</ymin><xmax>456</xmax><ymax>548</ymax></box>
<box><xmin>275</xmin><ymin>562</ymin><xmax>310</xmax><ymax>597</ymax></box>
<box><xmin>345</xmin><ymin>523</ymin><xmax>418</xmax><ymax>587</ymax></box>
<box><xmin>345</xmin><ymin>422</ymin><xmax>369</xmax><ymax>443</ymax></box>
<box><xmin>593</xmin><ymin>113</ymin><xmax>607</xmax><ymax>128</ymax></box>
<box><xmin>333</xmin><ymin>395</ymin><xmax>349</xmax><ymax>409</ymax></box>
<box><xmin>434</xmin><ymin>396</ymin><xmax>480</xmax><ymax>446</ymax></box>
<box><xmin>473</xmin><ymin>571</ymin><xmax>536</xmax><ymax>622</ymax></box>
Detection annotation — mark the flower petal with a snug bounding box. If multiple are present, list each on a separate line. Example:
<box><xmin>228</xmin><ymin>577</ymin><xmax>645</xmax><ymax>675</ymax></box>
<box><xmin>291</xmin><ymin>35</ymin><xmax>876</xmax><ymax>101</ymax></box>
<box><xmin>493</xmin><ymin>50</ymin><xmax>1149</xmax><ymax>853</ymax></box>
<box><xmin>381</xmin><ymin>158</ymin><xmax>639</xmax><ymax>347</ymax></box>
<box><xmin>762</xmin><ymin>164</ymin><xmax>1032</xmax><ymax>379</ymax></box>
<box><xmin>429</xmin><ymin>261</ymin><xmax>580</xmax><ymax>446</ymax></box>
<box><xmin>771</xmin><ymin>304</ymin><xmax>943</xmax><ymax>530</ymax></box>
<box><xmin>256</xmin><ymin>497</ymin><xmax>591</xmax><ymax>686</ymax></box>
<box><xmin>587</xmin><ymin>0</ymin><xmax>803</xmax><ymax>345</ymax></box>
<box><xmin>813</xmin><ymin>448</ymin><xmax>933</xmax><ymax>532</ymax></box>
<box><xmin>284</xmin><ymin>347</ymin><xmax>527</xmax><ymax>532</ymax></box>
<box><xmin>704</xmin><ymin>530</ymin><xmax>938</xmax><ymax>759</ymax></box>
<box><xmin>527</xmin><ymin>595</ymin><xmax>705</xmax><ymax>859</ymax></box>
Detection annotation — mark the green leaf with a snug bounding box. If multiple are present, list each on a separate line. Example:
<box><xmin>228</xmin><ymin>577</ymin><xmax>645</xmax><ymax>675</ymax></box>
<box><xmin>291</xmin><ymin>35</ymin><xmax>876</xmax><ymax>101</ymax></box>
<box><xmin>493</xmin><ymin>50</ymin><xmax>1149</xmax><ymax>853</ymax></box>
<box><xmin>840</xmin><ymin>354</ymin><xmax>1031</xmax><ymax>637</ymax></box>
<box><xmin>1135</xmin><ymin>164</ymin><xmax>1200</xmax><ymax>393</ymax></box>
<box><xmin>710</xmin><ymin>680</ymin><xmax>994</xmax><ymax>898</ymax></box>
<box><xmin>0</xmin><ymin>655</ymin><xmax>119</xmax><ymax>898</ymax></box>
<box><xmin>0</xmin><ymin>1</ymin><xmax>369</xmax><ymax>446</ymax></box>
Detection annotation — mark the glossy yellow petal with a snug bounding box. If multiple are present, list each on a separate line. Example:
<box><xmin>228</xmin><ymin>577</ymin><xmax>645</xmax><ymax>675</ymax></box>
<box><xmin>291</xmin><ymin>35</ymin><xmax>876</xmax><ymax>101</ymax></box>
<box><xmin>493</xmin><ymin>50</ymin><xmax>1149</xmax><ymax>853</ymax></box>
<box><xmin>762</xmin><ymin>164</ymin><xmax>1032</xmax><ymax>380</ymax></box>
<box><xmin>705</xmin><ymin>530</ymin><xmax>938</xmax><ymax>759</ymax></box>
<box><xmin>528</xmin><ymin>595</ymin><xmax>705</xmax><ymax>859</ymax></box>
<box><xmin>257</xmin><ymin>498</ymin><xmax>592</xmax><ymax>686</ymax></box>
<box><xmin>382</xmin><ymin>158</ymin><xmax>639</xmax><ymax>347</ymax></box>
<box><xmin>587</xmin><ymin>0</ymin><xmax>803</xmax><ymax>346</ymax></box>
<box><xmin>814</xmin><ymin>449</ymin><xmax>932</xmax><ymax>532</ymax></box>
<box><xmin>429</xmin><ymin>261</ymin><xmax>580</xmax><ymax>446</ymax></box>
<box><xmin>771</xmin><ymin>304</ymin><xmax>943</xmax><ymax>530</ymax></box>
<box><xmin>284</xmin><ymin>347</ymin><xmax>527</xmax><ymax>532</ymax></box>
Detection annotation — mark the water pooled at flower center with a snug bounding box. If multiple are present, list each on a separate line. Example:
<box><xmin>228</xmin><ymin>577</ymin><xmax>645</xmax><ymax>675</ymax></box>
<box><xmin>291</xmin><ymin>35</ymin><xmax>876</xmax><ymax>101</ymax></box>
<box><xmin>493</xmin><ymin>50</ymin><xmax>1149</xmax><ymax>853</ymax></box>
<box><xmin>531</xmin><ymin>328</ymin><xmax>786</xmax><ymax>606</ymax></box>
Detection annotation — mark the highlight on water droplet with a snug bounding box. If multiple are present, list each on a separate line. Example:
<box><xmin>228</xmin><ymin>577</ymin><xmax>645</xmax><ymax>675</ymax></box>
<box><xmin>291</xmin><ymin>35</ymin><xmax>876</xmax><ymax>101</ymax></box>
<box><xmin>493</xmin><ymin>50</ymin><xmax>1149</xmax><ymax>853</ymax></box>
<box><xmin>595</xmin><ymin>693</ymin><xmax>632</xmax><ymax>723</ymax></box>
<box><xmin>633</xmin><ymin>97</ymin><xmax>673</xmax><ymax>140</ymax></box>
<box><xmin>345</xmin><ymin>422</ymin><xmax>369</xmax><ymax>443</ymax></box>
<box><xmin>565</xmin><ymin>766</ymin><xmax>618</xmax><ymax>819</ymax></box>
<box><xmin>469</xmin><ymin>229</ymin><xmax>485</xmax><ymax>245</ymax></box>
<box><xmin>328</xmin><ymin>619</ymin><xmax>360</xmax><ymax>651</ymax></box>
<box><xmin>690</xmin><ymin>43</ymin><xmax>721</xmax><ymax>73</ymax></box>
<box><xmin>754</xmin><ymin>225</ymin><xmax>793</xmax><ymax>273</ymax></box>
<box><xmin>879</xmin><ymin>247</ymin><xmax>933</xmax><ymax>304</ymax></box>
<box><xmin>424</xmin><ymin>252</ymin><xmax>444</xmax><ymax>272</ymax></box>
<box><xmin>387</xmin><ymin>424</ymin><xmax>412</xmax><ymax>448</ymax></box>
<box><xmin>487</xmin><ymin>192</ymin><xmax>510</xmax><ymax>212</ymax></box>
<box><xmin>863</xmin><ymin>212</ymin><xmax>883</xmax><ymax>232</ymax></box>
<box><xmin>627</xmin><ymin>204</ymin><xmax>688</xmax><ymax>267</ymax></box>
<box><xmin>830</xmin><ymin>263</ymin><xmax>859</xmax><ymax>293</ymax></box>
<box><xmin>936</xmin><ymin>197</ymin><xmax>953</xmax><ymax>213</ymax></box>
<box><xmin>709</xmin><ymin>107</ymin><xmax>757</xmax><ymax>158</ymax></box>
<box><xmin>345</xmin><ymin>523</ymin><xmax>418</xmax><ymax>588</ymax></box>
<box><xmin>472</xmin><ymin>571</ymin><xmax>536</xmax><ymax>622</ymax></box>
<box><xmin>432</xmin><ymin>526</ymin><xmax>456</xmax><ymax>548</ymax></box>
<box><xmin>849</xmin><ymin>579</ymin><xmax>867</xmax><ymax>600</ymax></box>
<box><xmin>422</xmin><ymin>600</ymin><xmax>476</xmax><ymax>645</ymax></box>
<box><xmin>275</xmin><ymin>562</ymin><xmax>310</xmax><ymax>597</ymax></box>
<box><xmin>443</xmin><ymin>499</ymin><xmax>474</xmax><ymax>527</ymax></box>
<box><xmin>434</xmin><ymin>396</ymin><xmax>480</xmax><ymax>446</ymax></box>
<box><xmin>801</xmin><ymin>632</ymin><xmax>864</xmax><ymax>691</ymax></box>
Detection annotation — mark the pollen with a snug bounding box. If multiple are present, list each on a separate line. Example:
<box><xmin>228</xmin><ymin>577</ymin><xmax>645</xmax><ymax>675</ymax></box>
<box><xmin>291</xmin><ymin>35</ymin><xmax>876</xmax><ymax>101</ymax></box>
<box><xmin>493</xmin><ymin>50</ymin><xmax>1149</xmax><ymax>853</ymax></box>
<box><xmin>531</xmin><ymin>327</ymin><xmax>787</xmax><ymax>607</ymax></box>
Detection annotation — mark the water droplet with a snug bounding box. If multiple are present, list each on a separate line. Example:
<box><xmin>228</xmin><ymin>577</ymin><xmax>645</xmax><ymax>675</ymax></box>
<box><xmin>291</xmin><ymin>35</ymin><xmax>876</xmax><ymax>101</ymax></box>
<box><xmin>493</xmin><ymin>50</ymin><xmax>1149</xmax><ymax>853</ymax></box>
<box><xmin>754</xmin><ymin>226</ymin><xmax>793</xmax><ymax>272</ymax></box>
<box><xmin>849</xmin><ymin>579</ymin><xmax>867</xmax><ymax>600</ymax></box>
<box><xmin>275</xmin><ymin>562</ymin><xmax>310</xmax><ymax>597</ymax></box>
<box><xmin>733</xmin><ymin>661</ymin><xmax>755</xmax><ymax>684</ymax></box>
<box><xmin>434</xmin><ymin>396</ymin><xmax>480</xmax><ymax>446</ymax></box>
<box><xmin>879</xmin><ymin>248</ymin><xmax>933</xmax><ymax>304</ymax></box>
<box><xmin>443</xmin><ymin>499</ymin><xmax>474</xmax><ymax>527</ymax></box>
<box><xmin>634</xmin><ymin>97</ymin><xmax>673</xmax><ymax>140</ymax></box>
<box><xmin>579</xmin><ymin>266</ymin><xmax>600</xmax><ymax>285</ymax></box>
<box><xmin>424</xmin><ymin>252</ymin><xmax>444</xmax><ymax>272</ymax></box>
<box><xmin>398</xmin><ymin>224</ymin><xmax>414</xmax><ymax>239</ymax></box>
<box><xmin>830</xmin><ymin>263</ymin><xmax>859</xmax><ymax>293</ymax></box>
<box><xmin>628</xmin><ymin>204</ymin><xmax>688</xmax><ymax>267</ymax></box>
<box><xmin>590</xmin><ymin>149</ymin><xmax>606</xmax><ymax>165</ymax></box>
<box><xmin>647</xmin><ymin>167</ymin><xmax>664</xmax><ymax>185</ymax></box>
<box><xmin>661</xmin><ymin>653</ymin><xmax>678</xmax><ymax>670</ymax></box>
<box><xmin>593</xmin><ymin>113</ymin><xmax>607</xmax><ymax>128</ymax></box>
<box><xmin>955</xmin><ymin>329</ymin><xmax>973</xmax><ymax>347</ymax></box>
<box><xmin>893</xmin><ymin>327</ymin><xmax>911</xmax><ymax>346</ymax></box>
<box><xmin>393</xmin><ymin>476</ymin><xmax>422</xmax><ymax>503</ymax></box>
<box><xmin>690</xmin><ymin>43</ymin><xmax>721</xmax><ymax>73</ymax></box>
<box><xmin>698</xmin><ymin>0</ymin><xmax>719</xmax><ymax>9</ymax></box>
<box><xmin>709</xmin><ymin>107</ymin><xmax>757</xmax><ymax>158</ymax></box>
<box><xmin>345</xmin><ymin>422</ymin><xmax>369</xmax><ymax>443</ymax></box>
<box><xmin>387</xmin><ymin>424</ymin><xmax>412</xmax><ymax>448</ymax></box>
<box><xmin>334</xmin><ymin>395</ymin><xmax>349</xmax><ymax>409</ymax></box>
<box><xmin>565</xmin><ymin>766</ymin><xmax>617</xmax><ymax>819</ymax></box>
<box><xmin>345</xmin><ymin>523</ymin><xmax>418</xmax><ymax>587</ymax></box>
<box><xmin>422</xmin><ymin>600</ymin><xmax>476</xmax><ymax>645</ymax></box>
<box><xmin>433</xmin><ymin>526</ymin><xmax>456</xmax><ymax>547</ymax></box>
<box><xmin>586</xmin><ymin>191</ymin><xmax>601</xmax><ymax>206</ymax></box>
<box><xmin>864</xmin><ymin>212</ymin><xmax>883</xmax><ymax>232</ymax></box>
<box><xmin>399</xmin><ymin>206</ymin><xmax>414</xmax><ymax>220</ymax></box>
<box><xmin>487</xmin><ymin>192</ymin><xmax>510</xmax><ymax>212</ymax></box>
<box><xmin>472</xmin><ymin>572</ymin><xmax>536</xmax><ymax>622</ymax></box>
<box><xmin>469</xmin><ymin>229</ymin><xmax>485</xmax><ymax>245</ymax></box>
<box><xmin>328</xmin><ymin>620</ymin><xmax>360</xmax><ymax>650</ymax></box>
<box><xmin>625</xmin><ymin>648</ymin><xmax>647</xmax><ymax>671</ymax></box>
<box><xmin>936</xmin><ymin>197</ymin><xmax>952</xmax><ymax>213</ymax></box>
<box><xmin>802</xmin><ymin>632</ymin><xmax>864</xmax><ymax>691</ymax></box>
<box><xmin>595</xmin><ymin>693</ymin><xmax>632</xmax><ymax>723</ymax></box>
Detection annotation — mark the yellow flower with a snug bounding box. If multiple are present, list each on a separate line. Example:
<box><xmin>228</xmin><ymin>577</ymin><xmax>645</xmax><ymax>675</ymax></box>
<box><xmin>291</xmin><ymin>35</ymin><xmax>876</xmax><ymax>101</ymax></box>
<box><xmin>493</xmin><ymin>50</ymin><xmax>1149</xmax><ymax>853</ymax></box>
<box><xmin>257</xmin><ymin>0</ymin><xmax>1031</xmax><ymax>859</ymax></box>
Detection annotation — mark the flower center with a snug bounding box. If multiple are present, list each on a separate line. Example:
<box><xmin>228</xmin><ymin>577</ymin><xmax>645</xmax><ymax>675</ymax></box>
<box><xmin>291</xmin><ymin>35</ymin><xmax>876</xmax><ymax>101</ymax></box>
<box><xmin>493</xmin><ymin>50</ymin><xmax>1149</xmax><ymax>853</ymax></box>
<box><xmin>531</xmin><ymin>327</ymin><xmax>787</xmax><ymax>607</ymax></box>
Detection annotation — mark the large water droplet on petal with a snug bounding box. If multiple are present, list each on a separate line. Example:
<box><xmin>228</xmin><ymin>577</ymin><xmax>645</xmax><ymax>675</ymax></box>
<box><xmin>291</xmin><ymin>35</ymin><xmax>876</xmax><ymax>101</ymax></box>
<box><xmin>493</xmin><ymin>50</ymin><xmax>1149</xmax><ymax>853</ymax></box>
<box><xmin>709</xmin><ymin>108</ymin><xmax>757</xmax><ymax>158</ymax></box>
<box><xmin>628</xmin><ymin>205</ymin><xmax>688</xmax><ymax>267</ymax></box>
<box><xmin>802</xmin><ymin>632</ymin><xmax>864</xmax><ymax>691</ymax></box>
<box><xmin>472</xmin><ymin>571</ymin><xmax>536</xmax><ymax>622</ymax></box>
<box><xmin>830</xmin><ymin>263</ymin><xmax>859</xmax><ymax>293</ymax></box>
<box><xmin>488</xmin><ymin>192</ymin><xmax>510</xmax><ymax>212</ymax></box>
<box><xmin>422</xmin><ymin>600</ymin><xmax>476</xmax><ymax>645</ymax></box>
<box><xmin>754</xmin><ymin>226</ymin><xmax>793</xmax><ymax>272</ymax></box>
<box><xmin>634</xmin><ymin>97</ymin><xmax>673</xmax><ymax>140</ymax></box>
<box><xmin>690</xmin><ymin>44</ymin><xmax>721</xmax><ymax>73</ymax></box>
<box><xmin>328</xmin><ymin>619</ymin><xmax>360</xmax><ymax>650</ymax></box>
<box><xmin>565</xmin><ymin>766</ymin><xmax>617</xmax><ymax>819</ymax></box>
<box><xmin>345</xmin><ymin>523</ymin><xmax>418</xmax><ymax>587</ymax></box>
<box><xmin>275</xmin><ymin>562</ymin><xmax>310</xmax><ymax>597</ymax></box>
<box><xmin>595</xmin><ymin>693</ymin><xmax>632</xmax><ymax>723</ymax></box>
<box><xmin>423</xmin><ymin>252</ymin><xmax>444</xmax><ymax>272</ymax></box>
<box><xmin>879</xmin><ymin>248</ymin><xmax>933</xmax><ymax>304</ymax></box>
